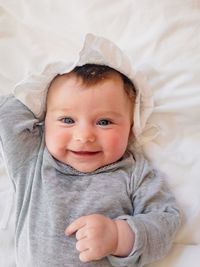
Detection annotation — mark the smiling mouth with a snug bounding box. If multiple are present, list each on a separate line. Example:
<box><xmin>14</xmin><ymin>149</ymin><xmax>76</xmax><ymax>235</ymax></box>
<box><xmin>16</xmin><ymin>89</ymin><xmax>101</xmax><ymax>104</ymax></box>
<box><xmin>69</xmin><ymin>150</ymin><xmax>101</xmax><ymax>156</ymax></box>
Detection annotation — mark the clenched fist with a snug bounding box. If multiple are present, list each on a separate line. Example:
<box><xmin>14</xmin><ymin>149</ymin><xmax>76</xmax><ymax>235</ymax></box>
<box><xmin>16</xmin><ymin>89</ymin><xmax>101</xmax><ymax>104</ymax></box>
<box><xmin>65</xmin><ymin>214</ymin><xmax>118</xmax><ymax>262</ymax></box>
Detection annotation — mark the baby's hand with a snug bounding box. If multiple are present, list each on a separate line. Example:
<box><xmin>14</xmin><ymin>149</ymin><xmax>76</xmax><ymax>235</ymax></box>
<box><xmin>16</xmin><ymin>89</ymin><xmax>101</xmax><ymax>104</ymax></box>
<box><xmin>65</xmin><ymin>214</ymin><xmax>118</xmax><ymax>262</ymax></box>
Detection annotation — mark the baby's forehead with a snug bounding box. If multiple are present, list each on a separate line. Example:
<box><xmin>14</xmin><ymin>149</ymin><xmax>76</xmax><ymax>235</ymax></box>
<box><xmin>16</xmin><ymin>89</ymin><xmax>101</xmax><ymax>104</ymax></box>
<box><xmin>49</xmin><ymin>71</ymin><xmax>123</xmax><ymax>91</ymax></box>
<box><xmin>50</xmin><ymin>72</ymin><xmax>76</xmax><ymax>87</ymax></box>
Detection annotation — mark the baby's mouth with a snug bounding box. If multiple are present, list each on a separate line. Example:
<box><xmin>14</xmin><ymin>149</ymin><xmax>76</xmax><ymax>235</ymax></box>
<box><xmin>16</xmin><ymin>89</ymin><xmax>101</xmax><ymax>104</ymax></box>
<box><xmin>69</xmin><ymin>150</ymin><xmax>101</xmax><ymax>156</ymax></box>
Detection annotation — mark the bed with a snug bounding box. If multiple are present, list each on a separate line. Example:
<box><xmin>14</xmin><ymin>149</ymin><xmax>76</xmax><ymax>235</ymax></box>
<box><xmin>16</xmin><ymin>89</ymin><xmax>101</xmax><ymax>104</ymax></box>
<box><xmin>0</xmin><ymin>1</ymin><xmax>200</xmax><ymax>266</ymax></box>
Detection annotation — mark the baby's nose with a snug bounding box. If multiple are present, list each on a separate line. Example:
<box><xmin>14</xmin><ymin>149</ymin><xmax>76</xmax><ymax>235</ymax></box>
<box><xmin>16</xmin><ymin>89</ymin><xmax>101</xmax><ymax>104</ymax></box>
<box><xmin>74</xmin><ymin>127</ymin><xmax>96</xmax><ymax>143</ymax></box>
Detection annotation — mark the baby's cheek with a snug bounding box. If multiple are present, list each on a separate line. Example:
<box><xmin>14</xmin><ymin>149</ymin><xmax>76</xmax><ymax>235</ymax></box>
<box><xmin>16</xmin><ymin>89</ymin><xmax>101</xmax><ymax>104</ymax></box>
<box><xmin>46</xmin><ymin>129</ymin><xmax>66</xmax><ymax>150</ymax></box>
<box><xmin>107</xmin><ymin>133</ymin><xmax>128</xmax><ymax>153</ymax></box>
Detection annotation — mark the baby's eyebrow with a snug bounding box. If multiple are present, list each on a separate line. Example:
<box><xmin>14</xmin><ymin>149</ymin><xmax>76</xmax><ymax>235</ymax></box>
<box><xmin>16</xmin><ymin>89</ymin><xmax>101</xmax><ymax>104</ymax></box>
<box><xmin>48</xmin><ymin>107</ymin><xmax>72</xmax><ymax>113</ymax></box>
<box><xmin>47</xmin><ymin>107</ymin><xmax>125</xmax><ymax>119</ymax></box>
<box><xmin>98</xmin><ymin>111</ymin><xmax>124</xmax><ymax>118</ymax></box>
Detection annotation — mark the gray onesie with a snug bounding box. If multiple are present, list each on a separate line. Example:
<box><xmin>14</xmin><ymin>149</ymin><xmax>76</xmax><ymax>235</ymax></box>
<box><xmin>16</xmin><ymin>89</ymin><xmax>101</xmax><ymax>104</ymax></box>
<box><xmin>0</xmin><ymin>95</ymin><xmax>180</xmax><ymax>267</ymax></box>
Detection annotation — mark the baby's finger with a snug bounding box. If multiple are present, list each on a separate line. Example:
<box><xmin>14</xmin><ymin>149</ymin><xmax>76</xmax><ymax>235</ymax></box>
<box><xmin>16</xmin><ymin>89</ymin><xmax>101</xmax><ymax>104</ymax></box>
<box><xmin>79</xmin><ymin>248</ymin><xmax>102</xmax><ymax>263</ymax></box>
<box><xmin>65</xmin><ymin>216</ymin><xmax>87</xmax><ymax>236</ymax></box>
<box><xmin>79</xmin><ymin>249</ymin><xmax>93</xmax><ymax>263</ymax></box>
<box><xmin>76</xmin><ymin>227</ymin><xmax>87</xmax><ymax>240</ymax></box>
<box><xmin>76</xmin><ymin>239</ymin><xmax>89</xmax><ymax>252</ymax></box>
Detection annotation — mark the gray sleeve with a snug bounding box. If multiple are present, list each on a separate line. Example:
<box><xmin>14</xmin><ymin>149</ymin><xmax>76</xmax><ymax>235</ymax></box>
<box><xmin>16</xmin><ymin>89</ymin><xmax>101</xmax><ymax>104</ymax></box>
<box><xmin>0</xmin><ymin>95</ymin><xmax>42</xmax><ymax>185</ymax></box>
<box><xmin>108</xmin><ymin>155</ymin><xmax>181</xmax><ymax>267</ymax></box>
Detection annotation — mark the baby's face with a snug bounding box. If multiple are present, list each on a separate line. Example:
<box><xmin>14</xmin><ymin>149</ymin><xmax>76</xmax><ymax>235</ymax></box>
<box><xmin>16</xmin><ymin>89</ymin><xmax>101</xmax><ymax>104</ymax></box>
<box><xmin>45</xmin><ymin>73</ymin><xmax>133</xmax><ymax>173</ymax></box>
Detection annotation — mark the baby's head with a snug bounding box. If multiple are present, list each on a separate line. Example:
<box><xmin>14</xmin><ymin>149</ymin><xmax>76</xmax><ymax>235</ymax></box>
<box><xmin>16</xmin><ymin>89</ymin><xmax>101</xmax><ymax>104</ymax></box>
<box><xmin>45</xmin><ymin>64</ymin><xmax>136</xmax><ymax>172</ymax></box>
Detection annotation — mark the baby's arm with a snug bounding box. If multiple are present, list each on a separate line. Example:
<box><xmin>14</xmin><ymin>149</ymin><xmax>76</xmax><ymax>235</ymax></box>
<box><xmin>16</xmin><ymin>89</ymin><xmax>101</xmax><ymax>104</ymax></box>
<box><xmin>108</xmin><ymin>159</ymin><xmax>181</xmax><ymax>267</ymax></box>
<box><xmin>66</xmin><ymin>154</ymin><xmax>180</xmax><ymax>266</ymax></box>
<box><xmin>65</xmin><ymin>214</ymin><xmax>135</xmax><ymax>262</ymax></box>
<box><xmin>0</xmin><ymin>95</ymin><xmax>41</xmax><ymax>182</ymax></box>
<box><xmin>114</xmin><ymin>219</ymin><xmax>135</xmax><ymax>256</ymax></box>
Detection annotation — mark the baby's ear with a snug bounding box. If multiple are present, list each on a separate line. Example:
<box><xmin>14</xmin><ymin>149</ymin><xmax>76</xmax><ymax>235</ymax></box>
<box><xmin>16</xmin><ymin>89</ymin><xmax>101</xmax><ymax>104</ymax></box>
<box><xmin>129</xmin><ymin>122</ymin><xmax>134</xmax><ymax>134</ymax></box>
<box><xmin>128</xmin><ymin>126</ymin><xmax>135</xmax><ymax>141</ymax></box>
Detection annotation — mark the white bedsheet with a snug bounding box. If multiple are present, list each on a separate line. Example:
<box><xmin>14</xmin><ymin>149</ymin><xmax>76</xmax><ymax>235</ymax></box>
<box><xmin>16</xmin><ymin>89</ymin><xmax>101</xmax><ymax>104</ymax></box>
<box><xmin>0</xmin><ymin>1</ymin><xmax>200</xmax><ymax>266</ymax></box>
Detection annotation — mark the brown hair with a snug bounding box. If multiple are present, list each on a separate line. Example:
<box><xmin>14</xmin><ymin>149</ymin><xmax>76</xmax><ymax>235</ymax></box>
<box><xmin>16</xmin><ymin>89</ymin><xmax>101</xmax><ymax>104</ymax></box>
<box><xmin>72</xmin><ymin>64</ymin><xmax>136</xmax><ymax>100</ymax></box>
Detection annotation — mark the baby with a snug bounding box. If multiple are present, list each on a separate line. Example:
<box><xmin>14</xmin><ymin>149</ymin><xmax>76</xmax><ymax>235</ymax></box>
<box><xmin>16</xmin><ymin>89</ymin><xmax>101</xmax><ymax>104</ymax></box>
<box><xmin>0</xmin><ymin>64</ymin><xmax>180</xmax><ymax>267</ymax></box>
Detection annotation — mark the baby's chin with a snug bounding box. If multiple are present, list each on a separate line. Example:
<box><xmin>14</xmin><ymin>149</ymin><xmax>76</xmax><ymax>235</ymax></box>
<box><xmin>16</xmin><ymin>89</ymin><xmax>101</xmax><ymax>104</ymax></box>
<box><xmin>57</xmin><ymin>152</ymin><xmax>124</xmax><ymax>173</ymax></box>
<box><xmin>68</xmin><ymin>162</ymin><xmax>103</xmax><ymax>173</ymax></box>
<box><xmin>67</xmin><ymin>157</ymin><xmax>122</xmax><ymax>173</ymax></box>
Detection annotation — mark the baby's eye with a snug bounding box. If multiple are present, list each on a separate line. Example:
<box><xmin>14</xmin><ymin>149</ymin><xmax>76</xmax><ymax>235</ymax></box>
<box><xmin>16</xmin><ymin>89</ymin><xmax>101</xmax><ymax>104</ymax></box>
<box><xmin>97</xmin><ymin>119</ymin><xmax>112</xmax><ymax>126</ymax></box>
<box><xmin>62</xmin><ymin>117</ymin><xmax>75</xmax><ymax>124</ymax></box>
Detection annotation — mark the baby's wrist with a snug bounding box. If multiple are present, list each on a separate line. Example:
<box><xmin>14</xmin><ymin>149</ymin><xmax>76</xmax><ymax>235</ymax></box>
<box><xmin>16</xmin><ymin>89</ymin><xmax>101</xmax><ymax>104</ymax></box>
<box><xmin>111</xmin><ymin>219</ymin><xmax>135</xmax><ymax>257</ymax></box>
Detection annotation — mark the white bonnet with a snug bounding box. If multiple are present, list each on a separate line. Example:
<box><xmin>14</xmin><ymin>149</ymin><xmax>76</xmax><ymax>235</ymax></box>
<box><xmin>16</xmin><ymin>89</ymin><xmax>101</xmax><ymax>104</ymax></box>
<box><xmin>13</xmin><ymin>33</ymin><xmax>155</xmax><ymax>144</ymax></box>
